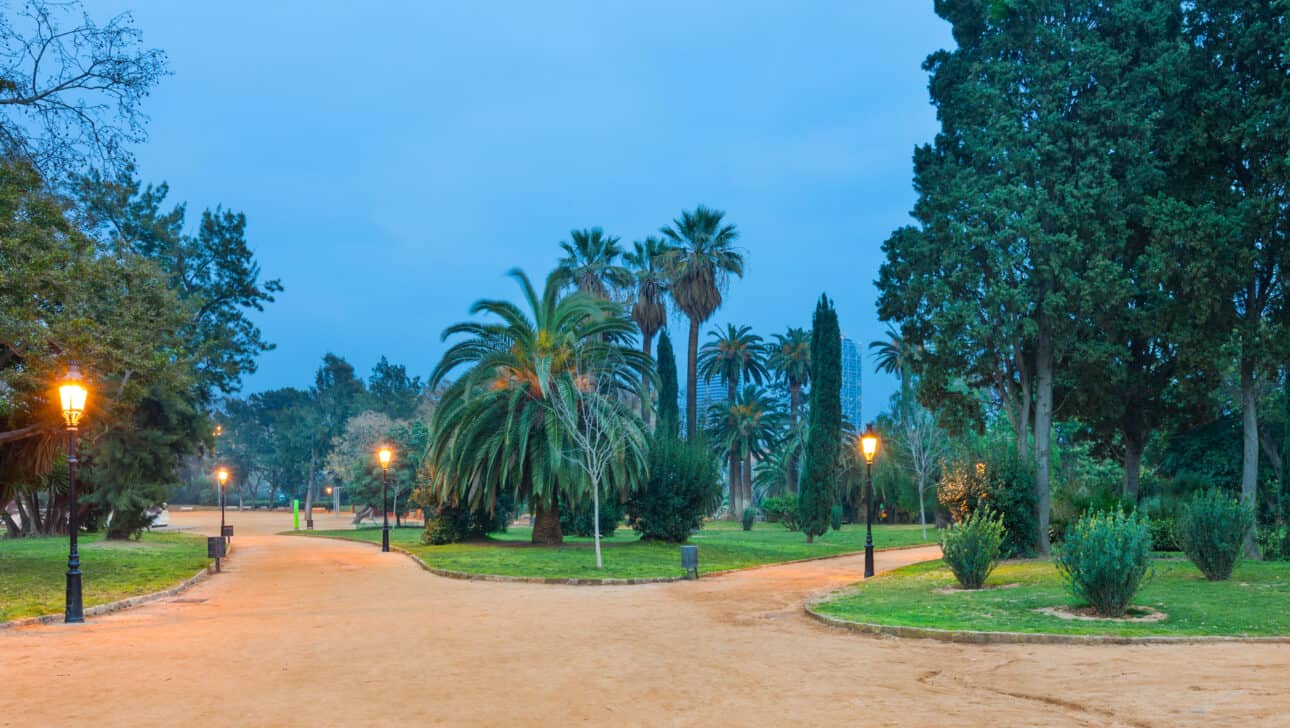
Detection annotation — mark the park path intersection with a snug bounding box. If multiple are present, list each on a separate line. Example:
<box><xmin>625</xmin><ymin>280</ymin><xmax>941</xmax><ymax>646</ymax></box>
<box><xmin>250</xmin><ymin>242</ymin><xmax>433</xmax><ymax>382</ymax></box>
<box><xmin>5</xmin><ymin>511</ymin><xmax>1288</xmax><ymax>727</ymax></box>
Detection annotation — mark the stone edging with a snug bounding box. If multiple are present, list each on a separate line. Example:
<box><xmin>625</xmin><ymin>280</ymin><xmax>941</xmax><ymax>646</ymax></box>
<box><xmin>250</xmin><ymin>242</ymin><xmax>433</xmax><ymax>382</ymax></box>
<box><xmin>0</xmin><ymin>543</ymin><xmax>228</xmax><ymax>630</ymax></box>
<box><xmin>297</xmin><ymin>531</ymin><xmax>935</xmax><ymax>586</ymax></box>
<box><xmin>802</xmin><ymin>592</ymin><xmax>1290</xmax><ymax>646</ymax></box>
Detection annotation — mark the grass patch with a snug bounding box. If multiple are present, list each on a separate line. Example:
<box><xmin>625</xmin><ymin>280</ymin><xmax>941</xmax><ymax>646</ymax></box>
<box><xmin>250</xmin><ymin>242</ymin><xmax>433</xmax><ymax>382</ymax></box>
<box><xmin>300</xmin><ymin>521</ymin><xmax>932</xmax><ymax>580</ymax></box>
<box><xmin>0</xmin><ymin>531</ymin><xmax>210</xmax><ymax>622</ymax></box>
<box><xmin>814</xmin><ymin>558</ymin><xmax>1290</xmax><ymax>637</ymax></box>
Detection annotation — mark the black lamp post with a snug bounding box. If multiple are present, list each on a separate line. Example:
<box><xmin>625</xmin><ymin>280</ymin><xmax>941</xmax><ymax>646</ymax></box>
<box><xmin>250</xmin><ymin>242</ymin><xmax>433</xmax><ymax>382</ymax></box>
<box><xmin>378</xmin><ymin>446</ymin><xmax>392</xmax><ymax>552</ymax></box>
<box><xmin>59</xmin><ymin>362</ymin><xmax>88</xmax><ymax>623</ymax></box>
<box><xmin>216</xmin><ymin>467</ymin><xmax>230</xmax><ymax>571</ymax></box>
<box><xmin>860</xmin><ymin>423</ymin><xmax>879</xmax><ymax>578</ymax></box>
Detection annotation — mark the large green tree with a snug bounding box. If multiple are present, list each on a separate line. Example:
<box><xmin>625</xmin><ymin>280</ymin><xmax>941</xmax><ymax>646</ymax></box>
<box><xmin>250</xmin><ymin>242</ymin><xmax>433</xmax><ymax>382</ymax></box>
<box><xmin>659</xmin><ymin>206</ymin><xmax>744</xmax><ymax>439</ymax></box>
<box><xmin>555</xmin><ymin>227</ymin><xmax>631</xmax><ymax>299</ymax></box>
<box><xmin>799</xmin><ymin>295</ymin><xmax>840</xmax><ymax>543</ymax></box>
<box><xmin>768</xmin><ymin>327</ymin><xmax>812</xmax><ymax>493</ymax></box>
<box><xmin>698</xmin><ymin>324</ymin><xmax>769</xmax><ymax>514</ymax></box>
<box><xmin>426</xmin><ymin>269</ymin><xmax>650</xmax><ymax>545</ymax></box>
<box><xmin>707</xmin><ymin>385</ymin><xmax>782</xmax><ymax>517</ymax></box>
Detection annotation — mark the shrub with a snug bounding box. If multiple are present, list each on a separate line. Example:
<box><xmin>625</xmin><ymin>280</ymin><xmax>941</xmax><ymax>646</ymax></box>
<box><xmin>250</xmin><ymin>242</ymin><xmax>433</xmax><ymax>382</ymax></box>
<box><xmin>1257</xmin><ymin>526</ymin><xmax>1289</xmax><ymax>561</ymax></box>
<box><xmin>938</xmin><ymin>452</ymin><xmax>1036</xmax><ymax>557</ymax></box>
<box><xmin>1176</xmin><ymin>489</ymin><xmax>1253</xmax><ymax>580</ymax></box>
<box><xmin>939</xmin><ymin>508</ymin><xmax>1005</xmax><ymax>589</ymax></box>
<box><xmin>420</xmin><ymin>492</ymin><xmax>512</xmax><ymax>545</ymax></box>
<box><xmin>561</xmin><ymin>494</ymin><xmax>623</xmax><ymax>538</ymax></box>
<box><xmin>830</xmin><ymin>504</ymin><xmax>844</xmax><ymax>531</ymax></box>
<box><xmin>1055</xmin><ymin>510</ymin><xmax>1153</xmax><ymax>617</ymax></box>
<box><xmin>626</xmin><ymin>435</ymin><xmax>722</xmax><ymax>543</ymax></box>
<box><xmin>760</xmin><ymin>496</ymin><xmax>800</xmax><ymax>531</ymax></box>
<box><xmin>1148</xmin><ymin>517</ymin><xmax>1179</xmax><ymax>552</ymax></box>
<box><xmin>742</xmin><ymin>507</ymin><xmax>756</xmax><ymax>531</ymax></box>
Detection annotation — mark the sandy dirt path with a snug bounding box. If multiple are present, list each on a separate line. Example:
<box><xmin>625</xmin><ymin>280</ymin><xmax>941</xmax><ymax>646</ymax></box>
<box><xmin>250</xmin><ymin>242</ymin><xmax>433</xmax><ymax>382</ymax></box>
<box><xmin>5</xmin><ymin>510</ymin><xmax>1289</xmax><ymax>727</ymax></box>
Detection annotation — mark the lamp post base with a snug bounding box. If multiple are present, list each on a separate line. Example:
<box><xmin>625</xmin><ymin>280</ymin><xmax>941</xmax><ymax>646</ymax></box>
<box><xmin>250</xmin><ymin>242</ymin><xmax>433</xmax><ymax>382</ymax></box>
<box><xmin>65</xmin><ymin>569</ymin><xmax>84</xmax><ymax>623</ymax></box>
<box><xmin>382</xmin><ymin>528</ymin><xmax>390</xmax><ymax>552</ymax></box>
<box><xmin>863</xmin><ymin>545</ymin><xmax>875</xmax><ymax>578</ymax></box>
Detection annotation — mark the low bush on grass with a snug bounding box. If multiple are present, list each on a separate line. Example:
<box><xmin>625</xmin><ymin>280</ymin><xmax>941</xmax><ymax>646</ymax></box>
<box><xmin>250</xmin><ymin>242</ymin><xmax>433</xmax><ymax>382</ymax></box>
<box><xmin>830</xmin><ymin>504</ymin><xmax>843</xmax><ymax>531</ymax></box>
<box><xmin>1055</xmin><ymin>510</ymin><xmax>1152</xmax><ymax>617</ymax></box>
<box><xmin>939</xmin><ymin>508</ymin><xmax>1005</xmax><ymax>589</ymax></box>
<box><xmin>560</xmin><ymin>493</ymin><xmax>623</xmax><ymax>538</ymax></box>
<box><xmin>625</xmin><ymin>435</ymin><xmax>722</xmax><ymax>543</ymax></box>
<box><xmin>760</xmin><ymin>496</ymin><xmax>800</xmax><ymax>530</ymax></box>
<box><xmin>938</xmin><ymin>451</ymin><xmax>1036</xmax><ymax>557</ymax></box>
<box><xmin>741</xmin><ymin>507</ymin><xmax>755</xmax><ymax>531</ymax></box>
<box><xmin>420</xmin><ymin>495</ymin><xmax>511</xmax><ymax>545</ymax></box>
<box><xmin>1176</xmin><ymin>489</ymin><xmax>1253</xmax><ymax>580</ymax></box>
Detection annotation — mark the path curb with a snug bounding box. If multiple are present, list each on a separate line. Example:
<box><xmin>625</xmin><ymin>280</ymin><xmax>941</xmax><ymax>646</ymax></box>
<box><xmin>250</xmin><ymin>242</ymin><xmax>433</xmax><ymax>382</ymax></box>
<box><xmin>802</xmin><ymin>592</ymin><xmax>1290</xmax><ymax>646</ymax></box>
<box><xmin>0</xmin><ymin>542</ymin><xmax>229</xmax><ymax>630</ymax></box>
<box><xmin>296</xmin><ymin>531</ymin><xmax>938</xmax><ymax>586</ymax></box>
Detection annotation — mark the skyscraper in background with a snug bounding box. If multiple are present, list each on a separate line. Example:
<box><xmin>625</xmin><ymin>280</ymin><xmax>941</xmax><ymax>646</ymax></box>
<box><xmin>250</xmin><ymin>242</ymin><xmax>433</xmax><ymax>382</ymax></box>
<box><xmin>841</xmin><ymin>335</ymin><xmax>863</xmax><ymax>432</ymax></box>
<box><xmin>680</xmin><ymin>378</ymin><xmax>729</xmax><ymax>432</ymax></box>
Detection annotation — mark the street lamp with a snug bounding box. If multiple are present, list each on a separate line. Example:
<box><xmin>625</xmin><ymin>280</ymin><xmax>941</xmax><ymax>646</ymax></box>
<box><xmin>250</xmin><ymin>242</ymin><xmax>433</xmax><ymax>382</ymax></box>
<box><xmin>216</xmin><ymin>467</ymin><xmax>230</xmax><ymax>572</ymax></box>
<box><xmin>58</xmin><ymin>362</ymin><xmax>88</xmax><ymax>623</ymax></box>
<box><xmin>378</xmin><ymin>446</ymin><xmax>392</xmax><ymax>552</ymax></box>
<box><xmin>860</xmin><ymin>423</ymin><xmax>880</xmax><ymax>578</ymax></box>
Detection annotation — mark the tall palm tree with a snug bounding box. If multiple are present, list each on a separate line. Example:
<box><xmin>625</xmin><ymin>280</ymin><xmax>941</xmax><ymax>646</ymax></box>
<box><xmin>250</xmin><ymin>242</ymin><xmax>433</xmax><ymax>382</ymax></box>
<box><xmin>427</xmin><ymin>268</ymin><xmax>650</xmax><ymax>545</ymax></box>
<box><xmin>554</xmin><ymin>227</ymin><xmax>632</xmax><ymax>299</ymax></box>
<box><xmin>624</xmin><ymin>237</ymin><xmax>672</xmax><ymax>422</ymax></box>
<box><xmin>768</xmin><ymin>326</ymin><xmax>811</xmax><ymax>493</ymax></box>
<box><xmin>707</xmin><ymin>385</ymin><xmax>783</xmax><ymax>517</ymax></box>
<box><xmin>869</xmin><ymin>326</ymin><xmax>919</xmax><ymax>423</ymax></box>
<box><xmin>659</xmin><ymin>205</ymin><xmax>744</xmax><ymax>439</ymax></box>
<box><xmin>698</xmin><ymin>323</ymin><xmax>768</xmax><ymax>505</ymax></box>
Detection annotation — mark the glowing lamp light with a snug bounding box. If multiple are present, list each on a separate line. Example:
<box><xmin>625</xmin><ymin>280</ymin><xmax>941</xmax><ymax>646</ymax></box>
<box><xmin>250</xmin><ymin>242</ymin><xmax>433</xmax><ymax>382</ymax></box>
<box><xmin>59</xmin><ymin>363</ymin><xmax>88</xmax><ymax>430</ymax></box>
<box><xmin>324</xmin><ymin>486</ymin><xmax>333</xmax><ymax>496</ymax></box>
<box><xmin>860</xmin><ymin>423</ymin><xmax>879</xmax><ymax>465</ymax></box>
<box><xmin>216</xmin><ymin>468</ymin><xmax>230</xmax><ymax>487</ymax></box>
<box><xmin>378</xmin><ymin>447</ymin><xmax>393</xmax><ymax>469</ymax></box>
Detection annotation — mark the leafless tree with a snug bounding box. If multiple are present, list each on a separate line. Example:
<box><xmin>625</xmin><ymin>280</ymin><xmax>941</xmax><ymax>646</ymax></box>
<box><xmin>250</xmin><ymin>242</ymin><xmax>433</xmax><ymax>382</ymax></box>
<box><xmin>0</xmin><ymin>0</ymin><xmax>167</xmax><ymax>178</ymax></box>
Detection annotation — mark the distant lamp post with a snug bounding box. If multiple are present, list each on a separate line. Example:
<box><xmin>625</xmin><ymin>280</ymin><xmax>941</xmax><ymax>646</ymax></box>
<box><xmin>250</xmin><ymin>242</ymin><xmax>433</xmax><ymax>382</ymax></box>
<box><xmin>215</xmin><ymin>467</ymin><xmax>230</xmax><ymax>571</ymax></box>
<box><xmin>324</xmin><ymin>486</ymin><xmax>333</xmax><ymax>512</ymax></box>
<box><xmin>59</xmin><ymin>362</ymin><xmax>89</xmax><ymax>623</ymax></box>
<box><xmin>860</xmin><ymin>423</ymin><xmax>880</xmax><ymax>578</ymax></box>
<box><xmin>378</xmin><ymin>447</ymin><xmax>393</xmax><ymax>552</ymax></box>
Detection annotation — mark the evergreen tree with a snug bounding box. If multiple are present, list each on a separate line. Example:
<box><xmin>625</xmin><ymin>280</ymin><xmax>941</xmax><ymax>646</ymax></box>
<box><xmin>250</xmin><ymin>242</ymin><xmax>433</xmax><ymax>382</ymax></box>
<box><xmin>656</xmin><ymin>330</ymin><xmax>679</xmax><ymax>439</ymax></box>
<box><xmin>799</xmin><ymin>295</ymin><xmax>840</xmax><ymax>543</ymax></box>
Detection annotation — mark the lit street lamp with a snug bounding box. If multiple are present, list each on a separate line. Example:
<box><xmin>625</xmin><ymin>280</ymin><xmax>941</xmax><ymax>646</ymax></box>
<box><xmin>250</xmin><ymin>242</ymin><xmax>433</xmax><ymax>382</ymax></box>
<box><xmin>216</xmin><ymin>467</ymin><xmax>230</xmax><ymax>572</ymax></box>
<box><xmin>59</xmin><ymin>362</ymin><xmax>88</xmax><ymax>623</ymax></box>
<box><xmin>860</xmin><ymin>423</ymin><xmax>880</xmax><ymax>578</ymax></box>
<box><xmin>378</xmin><ymin>447</ymin><xmax>392</xmax><ymax>552</ymax></box>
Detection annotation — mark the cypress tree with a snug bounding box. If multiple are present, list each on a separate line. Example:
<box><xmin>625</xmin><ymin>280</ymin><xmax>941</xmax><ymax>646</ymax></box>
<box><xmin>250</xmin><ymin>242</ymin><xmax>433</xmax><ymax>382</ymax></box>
<box><xmin>656</xmin><ymin>329</ymin><xmax>679</xmax><ymax>439</ymax></box>
<box><xmin>799</xmin><ymin>295</ymin><xmax>840</xmax><ymax>543</ymax></box>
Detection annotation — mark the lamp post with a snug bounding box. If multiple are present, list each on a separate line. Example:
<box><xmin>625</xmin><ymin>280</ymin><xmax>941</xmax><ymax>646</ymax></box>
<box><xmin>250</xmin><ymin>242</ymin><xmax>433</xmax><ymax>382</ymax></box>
<box><xmin>216</xmin><ymin>467</ymin><xmax>230</xmax><ymax>558</ymax></box>
<box><xmin>860</xmin><ymin>423</ymin><xmax>879</xmax><ymax>578</ymax></box>
<box><xmin>324</xmin><ymin>486</ymin><xmax>333</xmax><ymax>512</ymax></box>
<box><xmin>59</xmin><ymin>362</ymin><xmax>88</xmax><ymax>623</ymax></box>
<box><xmin>378</xmin><ymin>447</ymin><xmax>392</xmax><ymax>552</ymax></box>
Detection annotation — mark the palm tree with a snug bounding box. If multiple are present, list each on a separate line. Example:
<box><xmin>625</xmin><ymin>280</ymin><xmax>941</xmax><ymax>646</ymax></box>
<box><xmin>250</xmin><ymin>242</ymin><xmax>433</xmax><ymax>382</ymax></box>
<box><xmin>869</xmin><ymin>326</ymin><xmax>919</xmax><ymax>423</ymax></box>
<box><xmin>554</xmin><ymin>227</ymin><xmax>632</xmax><ymax>299</ymax></box>
<box><xmin>659</xmin><ymin>205</ymin><xmax>744</xmax><ymax>439</ymax></box>
<box><xmin>624</xmin><ymin>237</ymin><xmax>672</xmax><ymax>422</ymax></box>
<box><xmin>768</xmin><ymin>327</ymin><xmax>811</xmax><ymax>493</ymax></box>
<box><xmin>698</xmin><ymin>323</ymin><xmax>768</xmax><ymax>508</ymax></box>
<box><xmin>427</xmin><ymin>268</ymin><xmax>650</xmax><ymax>545</ymax></box>
<box><xmin>707</xmin><ymin>385</ymin><xmax>783</xmax><ymax>517</ymax></box>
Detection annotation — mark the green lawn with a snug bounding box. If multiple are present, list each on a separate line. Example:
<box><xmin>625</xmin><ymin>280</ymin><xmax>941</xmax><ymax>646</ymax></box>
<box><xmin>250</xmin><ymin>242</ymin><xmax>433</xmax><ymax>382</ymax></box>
<box><xmin>0</xmin><ymin>531</ymin><xmax>210</xmax><ymax>622</ymax></box>
<box><xmin>814</xmin><ymin>558</ymin><xmax>1290</xmax><ymax>637</ymax></box>
<box><xmin>301</xmin><ymin>521</ymin><xmax>933</xmax><ymax>580</ymax></box>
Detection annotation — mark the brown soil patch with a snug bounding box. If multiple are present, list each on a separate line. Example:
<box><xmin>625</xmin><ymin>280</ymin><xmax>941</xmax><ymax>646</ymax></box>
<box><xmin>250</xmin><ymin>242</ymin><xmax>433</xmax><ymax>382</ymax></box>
<box><xmin>1036</xmin><ymin>604</ymin><xmax>1168</xmax><ymax>623</ymax></box>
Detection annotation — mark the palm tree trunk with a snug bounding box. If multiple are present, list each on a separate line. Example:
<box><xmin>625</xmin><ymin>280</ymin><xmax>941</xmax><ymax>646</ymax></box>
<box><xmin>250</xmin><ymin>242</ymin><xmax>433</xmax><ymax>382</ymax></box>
<box><xmin>641</xmin><ymin>333</ymin><xmax>654</xmax><ymax>426</ymax></box>
<box><xmin>744</xmin><ymin>448</ymin><xmax>754</xmax><ymax>512</ymax></box>
<box><xmin>729</xmin><ymin>451</ymin><xmax>741</xmax><ymax>518</ymax></box>
<box><xmin>532</xmin><ymin>493</ymin><xmax>564</xmax><ymax>545</ymax></box>
<box><xmin>687</xmin><ymin>317</ymin><xmax>700</xmax><ymax>439</ymax></box>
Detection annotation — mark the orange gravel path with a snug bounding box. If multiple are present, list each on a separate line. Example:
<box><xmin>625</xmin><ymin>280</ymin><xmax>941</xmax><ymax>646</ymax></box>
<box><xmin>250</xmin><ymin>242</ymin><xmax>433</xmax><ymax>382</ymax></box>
<box><xmin>5</xmin><ymin>511</ymin><xmax>1288</xmax><ymax>727</ymax></box>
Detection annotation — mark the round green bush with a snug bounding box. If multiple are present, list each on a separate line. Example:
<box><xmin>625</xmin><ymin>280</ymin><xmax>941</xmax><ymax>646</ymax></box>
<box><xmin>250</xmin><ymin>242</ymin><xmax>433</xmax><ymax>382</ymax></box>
<box><xmin>939</xmin><ymin>508</ymin><xmax>1005</xmax><ymax>590</ymax></box>
<box><xmin>1176</xmin><ymin>489</ymin><xmax>1253</xmax><ymax>580</ymax></box>
<box><xmin>1055</xmin><ymin>510</ymin><xmax>1152</xmax><ymax>617</ymax></box>
<box><xmin>625</xmin><ymin>435</ymin><xmax>722</xmax><ymax>543</ymax></box>
<box><xmin>741</xmin><ymin>507</ymin><xmax>755</xmax><ymax>531</ymax></box>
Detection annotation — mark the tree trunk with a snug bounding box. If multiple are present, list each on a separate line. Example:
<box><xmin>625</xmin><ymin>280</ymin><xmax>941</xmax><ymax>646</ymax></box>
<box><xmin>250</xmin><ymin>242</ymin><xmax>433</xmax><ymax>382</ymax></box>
<box><xmin>27</xmin><ymin>490</ymin><xmax>44</xmax><ymax>535</ymax></box>
<box><xmin>788</xmin><ymin>383</ymin><xmax>801</xmax><ymax>494</ymax></box>
<box><xmin>303</xmin><ymin>448</ymin><xmax>317</xmax><ymax>528</ymax></box>
<box><xmin>592</xmin><ymin>478</ymin><xmax>603</xmax><ymax>569</ymax></box>
<box><xmin>1240</xmin><ymin>359</ymin><xmax>1262</xmax><ymax>559</ymax></box>
<box><xmin>917</xmin><ymin>473</ymin><xmax>927</xmax><ymax>541</ymax></box>
<box><xmin>686</xmin><ymin>317</ymin><xmax>700</xmax><ymax>440</ymax></box>
<box><xmin>532</xmin><ymin>494</ymin><xmax>564</xmax><ymax>545</ymax></box>
<box><xmin>1017</xmin><ymin>360</ymin><xmax>1032</xmax><ymax>461</ymax></box>
<box><xmin>729</xmin><ymin>451</ymin><xmax>741</xmax><ymax>518</ymax></box>
<box><xmin>744</xmin><ymin>448</ymin><xmax>754</xmax><ymax>512</ymax></box>
<box><xmin>641</xmin><ymin>333</ymin><xmax>653</xmax><ymax>426</ymax></box>
<box><xmin>1033</xmin><ymin>322</ymin><xmax>1054</xmax><ymax>557</ymax></box>
<box><xmin>1</xmin><ymin>511</ymin><xmax>18</xmax><ymax>538</ymax></box>
<box><xmin>1123</xmin><ymin>437</ymin><xmax>1145</xmax><ymax>501</ymax></box>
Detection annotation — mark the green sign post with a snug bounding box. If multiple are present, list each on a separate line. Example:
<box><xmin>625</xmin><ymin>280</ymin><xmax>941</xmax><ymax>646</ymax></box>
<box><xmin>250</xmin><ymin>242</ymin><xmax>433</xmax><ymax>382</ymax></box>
<box><xmin>292</xmin><ymin>499</ymin><xmax>300</xmax><ymax>530</ymax></box>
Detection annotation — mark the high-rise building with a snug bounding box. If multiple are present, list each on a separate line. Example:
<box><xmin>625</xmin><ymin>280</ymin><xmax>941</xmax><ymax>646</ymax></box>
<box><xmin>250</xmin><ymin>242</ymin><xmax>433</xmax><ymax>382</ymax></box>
<box><xmin>680</xmin><ymin>378</ymin><xmax>729</xmax><ymax>432</ymax></box>
<box><xmin>840</xmin><ymin>335</ymin><xmax>863</xmax><ymax>432</ymax></box>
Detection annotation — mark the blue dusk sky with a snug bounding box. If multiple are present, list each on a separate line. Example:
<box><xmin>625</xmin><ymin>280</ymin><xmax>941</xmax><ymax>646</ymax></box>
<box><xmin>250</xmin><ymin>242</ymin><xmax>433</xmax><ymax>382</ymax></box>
<box><xmin>93</xmin><ymin>1</ymin><xmax>954</xmax><ymax>420</ymax></box>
